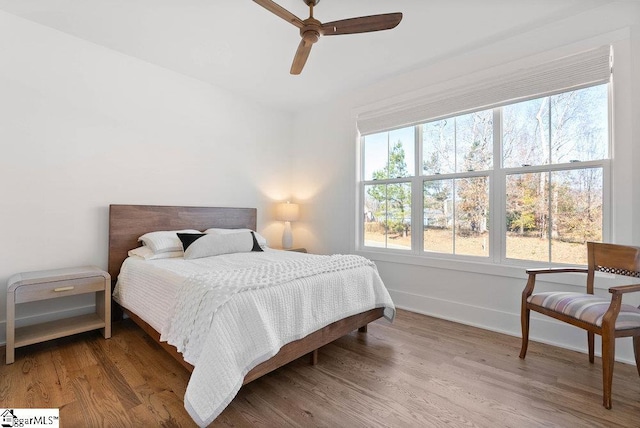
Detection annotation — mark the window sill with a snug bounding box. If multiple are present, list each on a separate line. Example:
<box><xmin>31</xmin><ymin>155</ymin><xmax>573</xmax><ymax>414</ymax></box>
<box><xmin>355</xmin><ymin>248</ymin><xmax>621</xmax><ymax>290</ymax></box>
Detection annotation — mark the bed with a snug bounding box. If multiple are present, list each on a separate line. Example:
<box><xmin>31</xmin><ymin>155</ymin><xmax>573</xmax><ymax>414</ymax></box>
<box><xmin>107</xmin><ymin>204</ymin><xmax>394</xmax><ymax>426</ymax></box>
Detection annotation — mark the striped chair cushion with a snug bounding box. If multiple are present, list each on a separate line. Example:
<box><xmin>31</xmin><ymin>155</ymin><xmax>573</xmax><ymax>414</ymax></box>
<box><xmin>527</xmin><ymin>292</ymin><xmax>640</xmax><ymax>330</ymax></box>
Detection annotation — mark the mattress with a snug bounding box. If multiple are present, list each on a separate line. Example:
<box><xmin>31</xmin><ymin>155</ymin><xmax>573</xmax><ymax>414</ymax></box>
<box><xmin>113</xmin><ymin>248</ymin><xmax>310</xmax><ymax>332</ymax></box>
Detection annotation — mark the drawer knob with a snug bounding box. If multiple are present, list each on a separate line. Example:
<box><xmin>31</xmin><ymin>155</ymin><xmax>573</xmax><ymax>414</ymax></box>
<box><xmin>53</xmin><ymin>286</ymin><xmax>75</xmax><ymax>292</ymax></box>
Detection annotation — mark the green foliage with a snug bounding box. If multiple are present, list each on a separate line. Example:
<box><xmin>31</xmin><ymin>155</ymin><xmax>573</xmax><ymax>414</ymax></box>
<box><xmin>553</xmin><ymin>169</ymin><xmax>603</xmax><ymax>243</ymax></box>
<box><xmin>372</xmin><ymin>141</ymin><xmax>409</xmax><ymax>180</ymax></box>
<box><xmin>388</xmin><ymin>220</ymin><xmax>407</xmax><ymax>235</ymax></box>
<box><xmin>506</xmin><ymin>173</ymin><xmax>545</xmax><ymax>234</ymax></box>
<box><xmin>367</xmin><ymin>141</ymin><xmax>411</xmax><ymax>237</ymax></box>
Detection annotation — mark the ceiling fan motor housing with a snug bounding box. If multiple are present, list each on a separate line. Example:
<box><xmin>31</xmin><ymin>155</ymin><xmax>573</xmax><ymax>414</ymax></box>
<box><xmin>301</xmin><ymin>18</ymin><xmax>322</xmax><ymax>42</ymax></box>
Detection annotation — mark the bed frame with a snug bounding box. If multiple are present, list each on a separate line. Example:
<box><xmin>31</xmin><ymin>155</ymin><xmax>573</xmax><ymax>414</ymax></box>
<box><xmin>108</xmin><ymin>204</ymin><xmax>384</xmax><ymax>382</ymax></box>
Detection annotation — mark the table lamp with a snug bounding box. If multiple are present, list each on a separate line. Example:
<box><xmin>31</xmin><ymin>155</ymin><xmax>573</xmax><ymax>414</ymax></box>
<box><xmin>276</xmin><ymin>201</ymin><xmax>299</xmax><ymax>249</ymax></box>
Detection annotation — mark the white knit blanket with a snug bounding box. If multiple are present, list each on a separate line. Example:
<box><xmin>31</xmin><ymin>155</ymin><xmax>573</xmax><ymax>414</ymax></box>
<box><xmin>161</xmin><ymin>254</ymin><xmax>375</xmax><ymax>363</ymax></box>
<box><xmin>159</xmin><ymin>253</ymin><xmax>394</xmax><ymax>426</ymax></box>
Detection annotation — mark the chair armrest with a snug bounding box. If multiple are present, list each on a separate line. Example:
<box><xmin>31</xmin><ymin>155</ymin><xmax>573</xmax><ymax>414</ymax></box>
<box><xmin>522</xmin><ymin>267</ymin><xmax>588</xmax><ymax>300</ymax></box>
<box><xmin>609</xmin><ymin>284</ymin><xmax>640</xmax><ymax>295</ymax></box>
<box><xmin>602</xmin><ymin>283</ymin><xmax>640</xmax><ymax>331</ymax></box>
<box><xmin>525</xmin><ymin>267</ymin><xmax>588</xmax><ymax>275</ymax></box>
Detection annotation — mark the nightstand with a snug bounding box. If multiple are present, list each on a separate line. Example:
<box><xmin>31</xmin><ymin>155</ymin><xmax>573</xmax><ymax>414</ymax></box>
<box><xmin>6</xmin><ymin>266</ymin><xmax>111</xmax><ymax>364</ymax></box>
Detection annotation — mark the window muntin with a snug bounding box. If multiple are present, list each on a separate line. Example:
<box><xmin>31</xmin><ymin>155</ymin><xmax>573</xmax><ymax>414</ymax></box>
<box><xmin>364</xmin><ymin>183</ymin><xmax>411</xmax><ymax>250</ymax></box>
<box><xmin>422</xmin><ymin>120</ymin><xmax>455</xmax><ymax>175</ymax></box>
<box><xmin>360</xmin><ymin>84</ymin><xmax>609</xmax><ymax>266</ymax></box>
<box><xmin>553</xmin><ymin>168</ymin><xmax>603</xmax><ymax>248</ymax></box>
<box><xmin>423</xmin><ymin>179</ymin><xmax>453</xmax><ymax>254</ymax></box>
<box><xmin>503</xmin><ymin>99</ymin><xmax>550</xmax><ymax>168</ymax></box>
<box><xmin>422</xmin><ymin>109</ymin><xmax>493</xmax><ymax>175</ymax></box>
<box><xmin>363</xmin><ymin>126</ymin><xmax>415</xmax><ymax>181</ymax></box>
<box><xmin>505</xmin><ymin>168</ymin><xmax>603</xmax><ymax>265</ymax></box>
<box><xmin>505</xmin><ymin>172</ymin><xmax>550</xmax><ymax>262</ymax></box>
<box><xmin>363</xmin><ymin>132</ymin><xmax>388</xmax><ymax>181</ymax></box>
<box><xmin>423</xmin><ymin>177</ymin><xmax>489</xmax><ymax>257</ymax></box>
<box><xmin>550</xmin><ymin>86</ymin><xmax>608</xmax><ymax>164</ymax></box>
<box><xmin>454</xmin><ymin>110</ymin><xmax>493</xmax><ymax>173</ymax></box>
<box><xmin>502</xmin><ymin>85</ymin><xmax>608</xmax><ymax>168</ymax></box>
<box><xmin>455</xmin><ymin>176</ymin><xmax>490</xmax><ymax>257</ymax></box>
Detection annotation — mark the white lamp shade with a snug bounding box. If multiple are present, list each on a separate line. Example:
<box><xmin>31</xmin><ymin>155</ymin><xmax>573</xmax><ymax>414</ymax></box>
<box><xmin>276</xmin><ymin>202</ymin><xmax>299</xmax><ymax>222</ymax></box>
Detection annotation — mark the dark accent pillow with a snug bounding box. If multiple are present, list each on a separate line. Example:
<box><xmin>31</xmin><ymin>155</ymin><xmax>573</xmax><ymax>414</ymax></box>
<box><xmin>251</xmin><ymin>231</ymin><xmax>264</xmax><ymax>252</ymax></box>
<box><xmin>177</xmin><ymin>233</ymin><xmax>207</xmax><ymax>251</ymax></box>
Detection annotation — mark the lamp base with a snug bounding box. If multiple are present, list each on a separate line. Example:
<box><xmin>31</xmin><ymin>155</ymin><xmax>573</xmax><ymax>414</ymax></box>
<box><xmin>282</xmin><ymin>221</ymin><xmax>293</xmax><ymax>249</ymax></box>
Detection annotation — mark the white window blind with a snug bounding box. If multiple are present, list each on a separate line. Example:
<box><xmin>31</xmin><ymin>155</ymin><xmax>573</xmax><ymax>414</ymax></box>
<box><xmin>357</xmin><ymin>45</ymin><xmax>612</xmax><ymax>135</ymax></box>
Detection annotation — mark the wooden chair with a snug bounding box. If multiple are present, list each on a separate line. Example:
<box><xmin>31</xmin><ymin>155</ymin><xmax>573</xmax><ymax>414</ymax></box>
<box><xmin>520</xmin><ymin>241</ymin><xmax>640</xmax><ymax>409</ymax></box>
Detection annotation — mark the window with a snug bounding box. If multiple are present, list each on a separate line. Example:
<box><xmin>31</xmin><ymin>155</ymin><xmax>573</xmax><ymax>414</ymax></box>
<box><xmin>363</xmin><ymin>127</ymin><xmax>413</xmax><ymax>250</ymax></box>
<box><xmin>360</xmin><ymin>84</ymin><xmax>609</xmax><ymax>265</ymax></box>
<box><xmin>421</xmin><ymin>109</ymin><xmax>493</xmax><ymax>257</ymax></box>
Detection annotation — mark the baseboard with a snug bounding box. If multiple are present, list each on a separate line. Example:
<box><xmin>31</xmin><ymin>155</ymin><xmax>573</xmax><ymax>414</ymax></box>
<box><xmin>389</xmin><ymin>288</ymin><xmax>637</xmax><ymax>365</ymax></box>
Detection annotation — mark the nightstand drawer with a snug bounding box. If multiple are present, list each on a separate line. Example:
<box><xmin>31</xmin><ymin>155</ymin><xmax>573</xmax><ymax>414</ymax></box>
<box><xmin>14</xmin><ymin>276</ymin><xmax>105</xmax><ymax>304</ymax></box>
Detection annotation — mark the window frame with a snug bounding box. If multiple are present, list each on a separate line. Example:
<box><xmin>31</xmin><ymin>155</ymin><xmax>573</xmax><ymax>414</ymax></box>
<box><xmin>357</xmin><ymin>84</ymin><xmax>611</xmax><ymax>268</ymax></box>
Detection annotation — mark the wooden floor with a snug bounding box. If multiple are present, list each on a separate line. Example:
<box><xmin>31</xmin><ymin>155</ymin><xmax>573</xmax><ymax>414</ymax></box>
<box><xmin>1</xmin><ymin>309</ymin><xmax>639</xmax><ymax>427</ymax></box>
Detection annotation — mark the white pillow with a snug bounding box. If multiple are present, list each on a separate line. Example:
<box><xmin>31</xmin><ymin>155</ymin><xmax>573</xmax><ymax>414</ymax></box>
<box><xmin>128</xmin><ymin>246</ymin><xmax>183</xmax><ymax>260</ymax></box>
<box><xmin>204</xmin><ymin>228</ymin><xmax>268</xmax><ymax>248</ymax></box>
<box><xmin>184</xmin><ymin>232</ymin><xmax>254</xmax><ymax>260</ymax></box>
<box><xmin>138</xmin><ymin>229</ymin><xmax>200</xmax><ymax>254</ymax></box>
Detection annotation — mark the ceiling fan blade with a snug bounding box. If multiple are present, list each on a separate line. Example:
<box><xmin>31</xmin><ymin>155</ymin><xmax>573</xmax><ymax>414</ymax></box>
<box><xmin>253</xmin><ymin>0</ymin><xmax>304</xmax><ymax>28</ymax></box>
<box><xmin>321</xmin><ymin>12</ymin><xmax>402</xmax><ymax>36</ymax></box>
<box><xmin>290</xmin><ymin>39</ymin><xmax>313</xmax><ymax>75</ymax></box>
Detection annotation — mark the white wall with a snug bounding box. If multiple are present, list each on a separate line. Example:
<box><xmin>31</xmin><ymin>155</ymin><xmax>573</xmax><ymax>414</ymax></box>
<box><xmin>291</xmin><ymin>1</ymin><xmax>640</xmax><ymax>363</ymax></box>
<box><xmin>0</xmin><ymin>11</ymin><xmax>294</xmax><ymax>341</ymax></box>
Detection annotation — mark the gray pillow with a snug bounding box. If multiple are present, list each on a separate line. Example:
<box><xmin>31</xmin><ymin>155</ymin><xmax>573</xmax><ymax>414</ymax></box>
<box><xmin>184</xmin><ymin>232</ymin><xmax>260</xmax><ymax>260</ymax></box>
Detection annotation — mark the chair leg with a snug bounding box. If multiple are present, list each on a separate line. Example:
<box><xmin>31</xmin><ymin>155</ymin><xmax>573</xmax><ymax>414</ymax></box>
<box><xmin>519</xmin><ymin>306</ymin><xmax>530</xmax><ymax>359</ymax></box>
<box><xmin>633</xmin><ymin>336</ymin><xmax>640</xmax><ymax>377</ymax></box>
<box><xmin>602</xmin><ymin>334</ymin><xmax>615</xmax><ymax>409</ymax></box>
<box><xmin>588</xmin><ymin>332</ymin><xmax>595</xmax><ymax>364</ymax></box>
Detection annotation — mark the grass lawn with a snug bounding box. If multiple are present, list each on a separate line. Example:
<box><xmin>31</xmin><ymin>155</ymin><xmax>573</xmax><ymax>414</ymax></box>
<box><xmin>364</xmin><ymin>228</ymin><xmax>588</xmax><ymax>264</ymax></box>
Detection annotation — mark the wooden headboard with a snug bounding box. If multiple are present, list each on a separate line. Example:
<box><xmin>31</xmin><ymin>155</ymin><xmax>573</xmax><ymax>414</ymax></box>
<box><xmin>108</xmin><ymin>204</ymin><xmax>257</xmax><ymax>282</ymax></box>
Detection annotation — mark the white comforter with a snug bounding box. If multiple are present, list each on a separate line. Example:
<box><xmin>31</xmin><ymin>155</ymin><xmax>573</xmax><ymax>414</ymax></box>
<box><xmin>113</xmin><ymin>250</ymin><xmax>395</xmax><ymax>426</ymax></box>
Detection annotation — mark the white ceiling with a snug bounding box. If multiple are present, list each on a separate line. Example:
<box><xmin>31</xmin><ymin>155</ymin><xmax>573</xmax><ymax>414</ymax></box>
<box><xmin>0</xmin><ymin>0</ymin><xmax>621</xmax><ymax>112</ymax></box>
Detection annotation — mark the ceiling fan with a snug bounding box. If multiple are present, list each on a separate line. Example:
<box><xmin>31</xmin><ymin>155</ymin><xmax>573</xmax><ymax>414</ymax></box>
<box><xmin>253</xmin><ymin>0</ymin><xmax>403</xmax><ymax>75</ymax></box>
